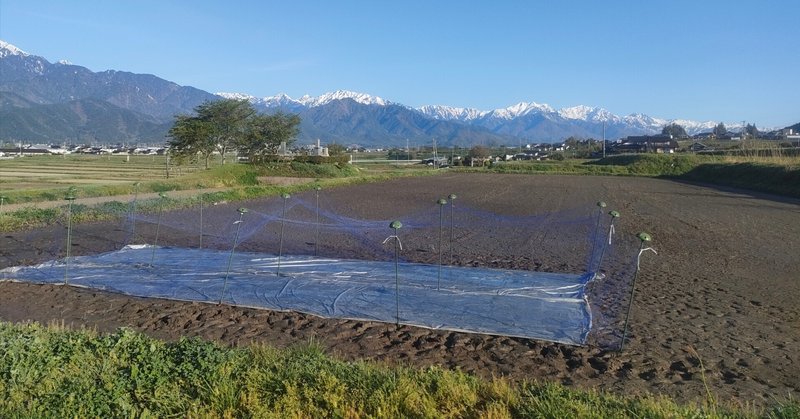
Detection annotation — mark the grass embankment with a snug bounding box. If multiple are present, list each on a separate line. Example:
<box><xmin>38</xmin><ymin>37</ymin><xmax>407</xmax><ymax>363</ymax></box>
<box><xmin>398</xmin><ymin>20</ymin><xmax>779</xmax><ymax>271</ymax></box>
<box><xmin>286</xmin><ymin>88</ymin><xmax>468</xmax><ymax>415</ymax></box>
<box><xmin>472</xmin><ymin>154</ymin><xmax>800</xmax><ymax>199</ymax></box>
<box><xmin>0</xmin><ymin>157</ymin><xmax>359</xmax><ymax>206</ymax></box>
<box><xmin>0</xmin><ymin>162</ymin><xmax>436</xmax><ymax>231</ymax></box>
<box><xmin>594</xmin><ymin>155</ymin><xmax>800</xmax><ymax>198</ymax></box>
<box><xmin>1</xmin><ymin>322</ymin><xmax>796</xmax><ymax>418</ymax></box>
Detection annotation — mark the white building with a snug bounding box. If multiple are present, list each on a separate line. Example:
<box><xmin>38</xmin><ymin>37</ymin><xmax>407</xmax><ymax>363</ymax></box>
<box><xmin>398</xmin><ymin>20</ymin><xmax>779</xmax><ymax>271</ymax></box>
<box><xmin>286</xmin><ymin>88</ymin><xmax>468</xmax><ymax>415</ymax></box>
<box><xmin>309</xmin><ymin>139</ymin><xmax>329</xmax><ymax>157</ymax></box>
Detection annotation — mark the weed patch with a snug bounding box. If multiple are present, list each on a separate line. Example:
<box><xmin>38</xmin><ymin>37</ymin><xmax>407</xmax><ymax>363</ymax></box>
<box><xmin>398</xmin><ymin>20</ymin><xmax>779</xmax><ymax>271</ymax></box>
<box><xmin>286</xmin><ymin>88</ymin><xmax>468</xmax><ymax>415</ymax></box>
<box><xmin>0</xmin><ymin>322</ymin><xmax>794</xmax><ymax>417</ymax></box>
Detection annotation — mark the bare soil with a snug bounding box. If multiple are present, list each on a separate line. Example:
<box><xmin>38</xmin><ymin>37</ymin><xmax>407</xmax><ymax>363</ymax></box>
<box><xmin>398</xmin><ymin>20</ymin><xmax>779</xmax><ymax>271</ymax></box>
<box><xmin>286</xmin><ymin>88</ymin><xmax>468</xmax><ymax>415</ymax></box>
<box><xmin>1</xmin><ymin>173</ymin><xmax>798</xmax><ymax>407</ymax></box>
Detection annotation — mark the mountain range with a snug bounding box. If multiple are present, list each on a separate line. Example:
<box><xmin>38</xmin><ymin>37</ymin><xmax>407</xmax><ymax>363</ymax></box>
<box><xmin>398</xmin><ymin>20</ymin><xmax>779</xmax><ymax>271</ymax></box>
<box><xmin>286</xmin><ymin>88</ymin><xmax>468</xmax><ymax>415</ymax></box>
<box><xmin>0</xmin><ymin>40</ymin><xmax>755</xmax><ymax>147</ymax></box>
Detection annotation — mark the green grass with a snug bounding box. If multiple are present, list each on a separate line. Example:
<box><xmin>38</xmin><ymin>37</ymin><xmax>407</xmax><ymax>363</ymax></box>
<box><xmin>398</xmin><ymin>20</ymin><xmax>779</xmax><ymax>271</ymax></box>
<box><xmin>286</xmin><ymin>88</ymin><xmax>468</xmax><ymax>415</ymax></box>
<box><xmin>4</xmin><ymin>153</ymin><xmax>798</xmax><ymax>231</ymax></box>
<box><xmin>0</xmin><ymin>322</ymin><xmax>795</xmax><ymax>417</ymax></box>
<box><xmin>472</xmin><ymin>154</ymin><xmax>800</xmax><ymax>198</ymax></box>
<box><xmin>676</xmin><ymin>162</ymin><xmax>800</xmax><ymax>198</ymax></box>
<box><xmin>592</xmin><ymin>154</ymin><xmax>800</xmax><ymax>197</ymax></box>
<box><xmin>0</xmin><ymin>162</ymin><xmax>440</xmax><ymax>231</ymax></box>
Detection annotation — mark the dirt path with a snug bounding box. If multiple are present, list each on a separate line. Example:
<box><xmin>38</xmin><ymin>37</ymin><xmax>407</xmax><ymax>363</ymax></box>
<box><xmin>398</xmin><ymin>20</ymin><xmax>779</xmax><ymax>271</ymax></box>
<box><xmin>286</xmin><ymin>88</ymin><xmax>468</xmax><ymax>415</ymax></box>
<box><xmin>1</xmin><ymin>187</ymin><xmax>231</xmax><ymax>213</ymax></box>
<box><xmin>1</xmin><ymin>173</ymin><xmax>798</xmax><ymax>407</ymax></box>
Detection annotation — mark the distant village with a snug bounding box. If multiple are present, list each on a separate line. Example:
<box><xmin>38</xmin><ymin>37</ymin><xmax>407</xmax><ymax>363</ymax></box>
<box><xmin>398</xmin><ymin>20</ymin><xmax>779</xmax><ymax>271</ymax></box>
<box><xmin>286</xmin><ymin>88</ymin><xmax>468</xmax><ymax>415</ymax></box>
<box><xmin>2</xmin><ymin>127</ymin><xmax>798</xmax><ymax>161</ymax></box>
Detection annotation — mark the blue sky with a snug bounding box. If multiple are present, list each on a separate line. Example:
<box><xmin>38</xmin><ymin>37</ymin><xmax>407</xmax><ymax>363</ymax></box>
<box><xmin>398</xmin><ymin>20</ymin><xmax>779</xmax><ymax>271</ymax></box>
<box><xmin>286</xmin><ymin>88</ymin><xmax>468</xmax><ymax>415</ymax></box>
<box><xmin>1</xmin><ymin>0</ymin><xmax>798</xmax><ymax>127</ymax></box>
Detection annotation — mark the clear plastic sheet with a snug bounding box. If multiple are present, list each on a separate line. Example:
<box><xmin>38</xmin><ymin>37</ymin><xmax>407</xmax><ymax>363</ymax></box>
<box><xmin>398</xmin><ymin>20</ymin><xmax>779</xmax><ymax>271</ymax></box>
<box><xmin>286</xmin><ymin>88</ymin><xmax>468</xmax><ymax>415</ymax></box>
<box><xmin>2</xmin><ymin>245</ymin><xmax>595</xmax><ymax>345</ymax></box>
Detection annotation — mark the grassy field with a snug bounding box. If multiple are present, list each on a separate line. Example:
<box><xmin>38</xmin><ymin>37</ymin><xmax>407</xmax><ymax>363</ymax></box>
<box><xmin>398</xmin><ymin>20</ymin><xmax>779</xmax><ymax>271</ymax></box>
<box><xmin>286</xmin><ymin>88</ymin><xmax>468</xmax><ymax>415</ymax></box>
<box><xmin>0</xmin><ymin>155</ymin><xmax>440</xmax><ymax>231</ymax></box>
<box><xmin>0</xmin><ymin>153</ymin><xmax>437</xmax><ymax>205</ymax></box>
<box><xmin>473</xmin><ymin>154</ymin><xmax>800</xmax><ymax>198</ymax></box>
<box><xmin>0</xmin><ymin>154</ymin><xmax>203</xmax><ymax>204</ymax></box>
<box><xmin>2</xmin><ymin>152</ymin><xmax>798</xmax><ymax>231</ymax></box>
<box><xmin>4</xmin><ymin>152</ymin><xmax>797</xmax><ymax>205</ymax></box>
<box><xmin>0</xmin><ymin>322</ymin><xmax>796</xmax><ymax>418</ymax></box>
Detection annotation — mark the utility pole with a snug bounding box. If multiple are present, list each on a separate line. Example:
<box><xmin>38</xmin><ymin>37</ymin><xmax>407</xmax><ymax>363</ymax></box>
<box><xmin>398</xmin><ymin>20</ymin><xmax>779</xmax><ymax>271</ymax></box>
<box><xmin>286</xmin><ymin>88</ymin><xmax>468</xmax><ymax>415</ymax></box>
<box><xmin>432</xmin><ymin>137</ymin><xmax>438</xmax><ymax>169</ymax></box>
<box><xmin>602</xmin><ymin>121</ymin><xmax>606</xmax><ymax>158</ymax></box>
<box><xmin>164</xmin><ymin>150</ymin><xmax>170</xmax><ymax>179</ymax></box>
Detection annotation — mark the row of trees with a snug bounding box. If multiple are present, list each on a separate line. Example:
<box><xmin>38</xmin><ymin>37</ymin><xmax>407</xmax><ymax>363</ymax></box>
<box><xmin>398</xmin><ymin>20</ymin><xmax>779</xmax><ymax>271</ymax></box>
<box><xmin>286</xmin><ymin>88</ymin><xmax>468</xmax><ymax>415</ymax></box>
<box><xmin>661</xmin><ymin>123</ymin><xmax>688</xmax><ymax>138</ymax></box>
<box><xmin>663</xmin><ymin>122</ymin><xmax>760</xmax><ymax>139</ymax></box>
<box><xmin>167</xmin><ymin>99</ymin><xmax>300</xmax><ymax>168</ymax></box>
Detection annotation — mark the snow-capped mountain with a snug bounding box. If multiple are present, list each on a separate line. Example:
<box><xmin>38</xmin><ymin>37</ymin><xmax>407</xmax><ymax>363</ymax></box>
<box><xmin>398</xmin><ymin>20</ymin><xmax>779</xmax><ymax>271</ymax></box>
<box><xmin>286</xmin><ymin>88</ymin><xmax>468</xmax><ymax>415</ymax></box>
<box><xmin>417</xmin><ymin>101</ymin><xmax>721</xmax><ymax>137</ymax></box>
<box><xmin>2</xmin><ymin>39</ymin><xmax>759</xmax><ymax>146</ymax></box>
<box><xmin>558</xmin><ymin>105</ymin><xmax>616</xmax><ymax>122</ymax></box>
<box><xmin>217</xmin><ymin>90</ymin><xmax>391</xmax><ymax>109</ymax></box>
<box><xmin>488</xmin><ymin>102</ymin><xmax>556</xmax><ymax>120</ymax></box>
<box><xmin>0</xmin><ymin>40</ymin><xmax>27</xmax><ymax>57</ymax></box>
<box><xmin>216</xmin><ymin>88</ymin><xmax>733</xmax><ymax>142</ymax></box>
<box><xmin>298</xmin><ymin>90</ymin><xmax>390</xmax><ymax>107</ymax></box>
<box><xmin>417</xmin><ymin>105</ymin><xmax>485</xmax><ymax>121</ymax></box>
<box><xmin>1</xmin><ymin>40</ymin><xmax>217</xmax><ymax>142</ymax></box>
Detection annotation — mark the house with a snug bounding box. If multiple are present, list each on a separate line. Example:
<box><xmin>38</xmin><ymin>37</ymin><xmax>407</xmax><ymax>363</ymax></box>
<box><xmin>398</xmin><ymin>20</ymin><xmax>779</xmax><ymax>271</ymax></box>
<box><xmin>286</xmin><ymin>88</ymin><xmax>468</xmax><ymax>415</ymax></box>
<box><xmin>0</xmin><ymin>147</ymin><xmax>52</xmax><ymax>156</ymax></box>
<box><xmin>612</xmin><ymin>134</ymin><xmax>678</xmax><ymax>154</ymax></box>
<box><xmin>692</xmin><ymin>132</ymin><xmax>715</xmax><ymax>141</ymax></box>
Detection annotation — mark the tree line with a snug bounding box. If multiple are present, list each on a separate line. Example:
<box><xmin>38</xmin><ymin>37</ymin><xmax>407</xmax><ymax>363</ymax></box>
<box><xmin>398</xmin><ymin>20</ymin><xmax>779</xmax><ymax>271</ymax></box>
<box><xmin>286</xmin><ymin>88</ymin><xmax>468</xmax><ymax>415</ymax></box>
<box><xmin>663</xmin><ymin>122</ymin><xmax>760</xmax><ymax>139</ymax></box>
<box><xmin>167</xmin><ymin>99</ymin><xmax>300</xmax><ymax>168</ymax></box>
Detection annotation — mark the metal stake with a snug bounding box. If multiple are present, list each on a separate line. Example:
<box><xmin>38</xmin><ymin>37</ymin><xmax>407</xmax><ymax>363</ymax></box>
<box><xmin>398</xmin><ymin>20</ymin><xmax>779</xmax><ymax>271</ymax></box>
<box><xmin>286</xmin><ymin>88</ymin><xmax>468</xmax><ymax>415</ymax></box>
<box><xmin>199</xmin><ymin>194</ymin><xmax>204</xmax><ymax>249</ymax></box>
<box><xmin>596</xmin><ymin>210</ymin><xmax>620</xmax><ymax>273</ymax></box>
<box><xmin>130</xmin><ymin>182</ymin><xmax>139</xmax><ymax>245</ymax></box>
<box><xmin>448</xmin><ymin>193</ymin><xmax>457</xmax><ymax>265</ymax></box>
<box><xmin>389</xmin><ymin>221</ymin><xmax>403</xmax><ymax>327</ymax></box>
<box><xmin>436</xmin><ymin>198</ymin><xmax>447</xmax><ymax>290</ymax></box>
<box><xmin>314</xmin><ymin>185</ymin><xmax>322</xmax><ymax>256</ymax></box>
<box><xmin>150</xmin><ymin>192</ymin><xmax>167</xmax><ymax>266</ymax></box>
<box><xmin>63</xmin><ymin>193</ymin><xmax>76</xmax><ymax>285</ymax></box>
<box><xmin>220</xmin><ymin>208</ymin><xmax>248</xmax><ymax>304</ymax></box>
<box><xmin>276</xmin><ymin>193</ymin><xmax>290</xmax><ymax>276</ymax></box>
<box><xmin>620</xmin><ymin>232</ymin><xmax>653</xmax><ymax>351</ymax></box>
<box><xmin>590</xmin><ymin>201</ymin><xmax>607</xmax><ymax>271</ymax></box>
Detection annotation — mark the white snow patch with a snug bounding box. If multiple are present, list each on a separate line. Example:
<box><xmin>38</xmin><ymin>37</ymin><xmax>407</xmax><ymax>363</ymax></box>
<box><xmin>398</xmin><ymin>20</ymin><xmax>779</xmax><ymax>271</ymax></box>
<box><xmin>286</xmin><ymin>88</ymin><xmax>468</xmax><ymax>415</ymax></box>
<box><xmin>0</xmin><ymin>40</ymin><xmax>28</xmax><ymax>57</ymax></box>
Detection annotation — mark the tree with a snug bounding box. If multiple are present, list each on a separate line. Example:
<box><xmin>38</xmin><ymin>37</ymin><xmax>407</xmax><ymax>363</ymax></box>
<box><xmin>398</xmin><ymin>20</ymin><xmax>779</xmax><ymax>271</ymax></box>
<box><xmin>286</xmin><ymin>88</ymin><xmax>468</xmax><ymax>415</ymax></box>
<box><xmin>327</xmin><ymin>142</ymin><xmax>347</xmax><ymax>156</ymax></box>
<box><xmin>195</xmin><ymin>99</ymin><xmax>255</xmax><ymax>165</ymax></box>
<box><xmin>168</xmin><ymin>99</ymin><xmax>300</xmax><ymax>167</ymax></box>
<box><xmin>661</xmin><ymin>123</ymin><xmax>688</xmax><ymax>138</ymax></box>
<box><xmin>564</xmin><ymin>136</ymin><xmax>580</xmax><ymax>148</ymax></box>
<box><xmin>713</xmin><ymin>122</ymin><xmax>727</xmax><ymax>137</ymax></box>
<box><xmin>167</xmin><ymin>115</ymin><xmax>215</xmax><ymax>169</ymax></box>
<box><xmin>387</xmin><ymin>148</ymin><xmax>414</xmax><ymax>160</ymax></box>
<box><xmin>744</xmin><ymin>123</ymin><xmax>759</xmax><ymax>138</ymax></box>
<box><xmin>237</xmin><ymin>112</ymin><xmax>301</xmax><ymax>162</ymax></box>
<box><xmin>468</xmin><ymin>145</ymin><xmax>490</xmax><ymax>159</ymax></box>
<box><xmin>466</xmin><ymin>145</ymin><xmax>491</xmax><ymax>166</ymax></box>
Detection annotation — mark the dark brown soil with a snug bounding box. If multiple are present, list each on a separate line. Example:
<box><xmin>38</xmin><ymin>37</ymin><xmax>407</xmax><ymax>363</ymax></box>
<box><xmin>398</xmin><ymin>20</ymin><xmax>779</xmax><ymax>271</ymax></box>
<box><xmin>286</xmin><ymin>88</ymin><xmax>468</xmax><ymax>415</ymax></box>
<box><xmin>1</xmin><ymin>173</ymin><xmax>798</xmax><ymax>406</ymax></box>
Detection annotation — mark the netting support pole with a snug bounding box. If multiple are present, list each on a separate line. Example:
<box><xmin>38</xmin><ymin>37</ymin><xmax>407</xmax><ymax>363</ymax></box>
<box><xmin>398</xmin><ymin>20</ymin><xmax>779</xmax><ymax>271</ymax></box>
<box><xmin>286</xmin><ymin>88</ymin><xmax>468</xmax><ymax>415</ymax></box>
<box><xmin>0</xmin><ymin>195</ymin><xmax>5</xmax><ymax>214</ymax></box>
<box><xmin>314</xmin><ymin>185</ymin><xmax>321</xmax><ymax>257</ymax></box>
<box><xmin>220</xmin><ymin>208</ymin><xmax>247</xmax><ymax>305</ymax></box>
<box><xmin>130</xmin><ymin>182</ymin><xmax>139</xmax><ymax>245</ymax></box>
<box><xmin>63</xmin><ymin>193</ymin><xmax>76</xmax><ymax>285</ymax></box>
<box><xmin>590</xmin><ymin>201</ymin><xmax>607</xmax><ymax>272</ymax></box>
<box><xmin>277</xmin><ymin>193</ymin><xmax>290</xmax><ymax>276</ymax></box>
<box><xmin>150</xmin><ymin>192</ymin><xmax>167</xmax><ymax>266</ymax></box>
<box><xmin>448</xmin><ymin>194</ymin><xmax>457</xmax><ymax>265</ymax></box>
<box><xmin>199</xmin><ymin>194</ymin><xmax>204</xmax><ymax>249</ymax></box>
<box><xmin>437</xmin><ymin>198</ymin><xmax>447</xmax><ymax>290</ymax></box>
<box><xmin>596</xmin><ymin>210</ymin><xmax>620</xmax><ymax>273</ymax></box>
<box><xmin>388</xmin><ymin>221</ymin><xmax>403</xmax><ymax>327</ymax></box>
<box><xmin>620</xmin><ymin>232</ymin><xmax>653</xmax><ymax>351</ymax></box>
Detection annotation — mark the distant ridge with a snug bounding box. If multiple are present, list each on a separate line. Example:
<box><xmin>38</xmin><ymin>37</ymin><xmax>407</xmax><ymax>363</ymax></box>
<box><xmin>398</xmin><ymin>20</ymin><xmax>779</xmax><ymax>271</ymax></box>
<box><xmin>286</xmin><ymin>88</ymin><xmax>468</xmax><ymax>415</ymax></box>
<box><xmin>2</xmin><ymin>39</ymin><xmax>751</xmax><ymax>146</ymax></box>
<box><xmin>219</xmin><ymin>91</ymin><xmax>723</xmax><ymax>145</ymax></box>
<box><xmin>0</xmin><ymin>40</ymin><xmax>214</xmax><ymax>143</ymax></box>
